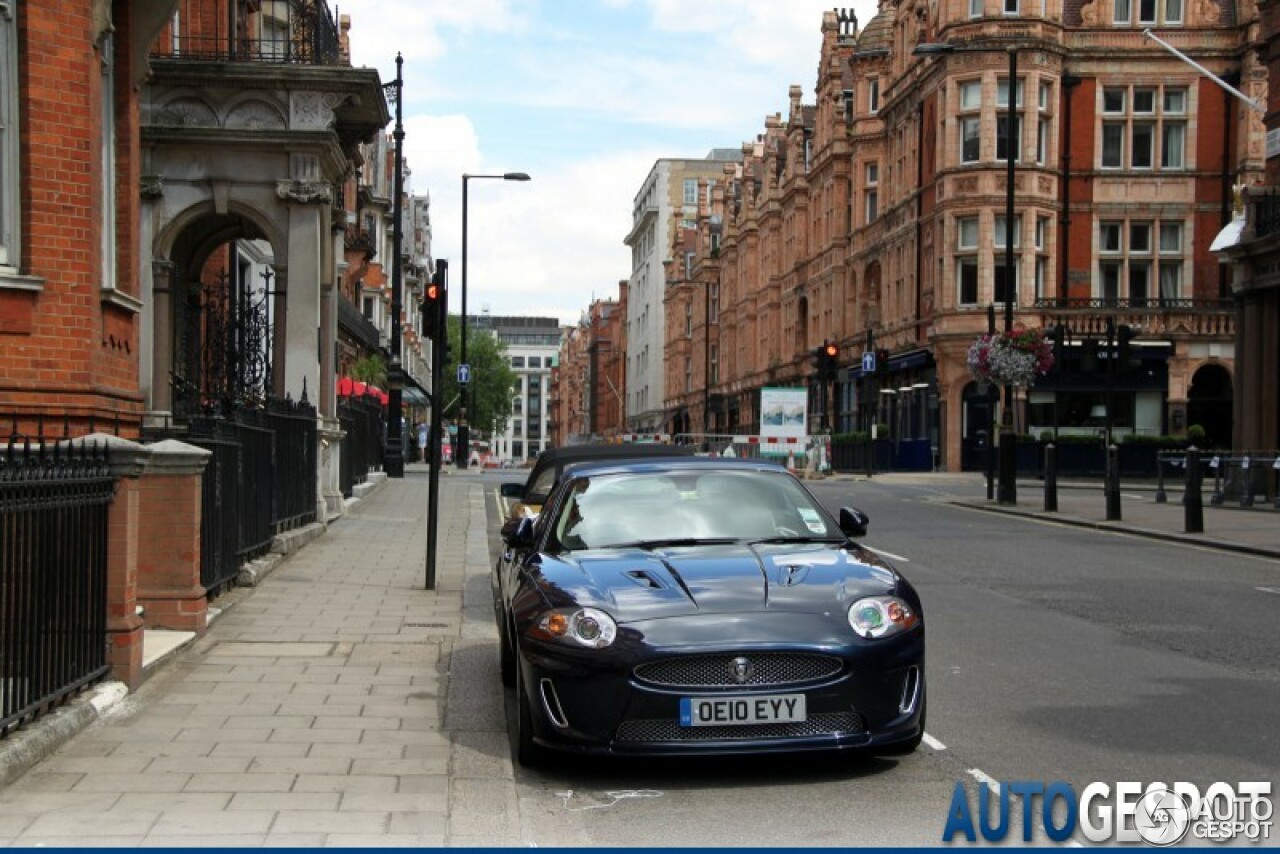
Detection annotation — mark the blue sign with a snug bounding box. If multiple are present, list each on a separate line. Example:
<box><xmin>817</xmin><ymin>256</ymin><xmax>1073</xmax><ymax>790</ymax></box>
<box><xmin>861</xmin><ymin>351</ymin><xmax>876</xmax><ymax>373</ymax></box>
<box><xmin>457</xmin><ymin>363</ymin><xmax>470</xmax><ymax>384</ymax></box>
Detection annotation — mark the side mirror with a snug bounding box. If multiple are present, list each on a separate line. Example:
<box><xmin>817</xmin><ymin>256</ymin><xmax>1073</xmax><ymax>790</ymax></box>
<box><xmin>838</xmin><ymin>506</ymin><xmax>869</xmax><ymax>538</ymax></box>
<box><xmin>501</xmin><ymin>515</ymin><xmax>536</xmax><ymax>548</ymax></box>
<box><xmin>499</xmin><ymin>482</ymin><xmax>525</xmax><ymax>499</ymax></box>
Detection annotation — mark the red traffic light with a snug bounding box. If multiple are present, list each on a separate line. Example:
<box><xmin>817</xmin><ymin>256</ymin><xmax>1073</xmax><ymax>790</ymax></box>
<box><xmin>426</xmin><ymin>283</ymin><xmax>440</xmax><ymax>301</ymax></box>
<box><xmin>824</xmin><ymin>342</ymin><xmax>838</xmax><ymax>358</ymax></box>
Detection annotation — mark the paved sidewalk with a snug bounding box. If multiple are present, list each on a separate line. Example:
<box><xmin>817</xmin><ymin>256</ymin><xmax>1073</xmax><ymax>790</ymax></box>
<box><xmin>0</xmin><ymin>466</ymin><xmax>517</xmax><ymax>847</ymax></box>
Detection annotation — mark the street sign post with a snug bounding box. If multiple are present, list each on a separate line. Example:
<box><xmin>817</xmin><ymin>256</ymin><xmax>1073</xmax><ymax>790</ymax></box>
<box><xmin>457</xmin><ymin>363</ymin><xmax>470</xmax><ymax>385</ymax></box>
<box><xmin>862</xmin><ymin>351</ymin><xmax>876</xmax><ymax>373</ymax></box>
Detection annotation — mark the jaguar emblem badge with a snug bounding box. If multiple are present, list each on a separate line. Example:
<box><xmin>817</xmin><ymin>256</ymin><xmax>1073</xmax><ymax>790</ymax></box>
<box><xmin>729</xmin><ymin>656</ymin><xmax>754</xmax><ymax>684</ymax></box>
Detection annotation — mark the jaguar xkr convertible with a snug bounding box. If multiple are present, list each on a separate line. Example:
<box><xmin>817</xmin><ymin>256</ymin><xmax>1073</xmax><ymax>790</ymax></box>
<box><xmin>492</xmin><ymin>457</ymin><xmax>925</xmax><ymax>765</ymax></box>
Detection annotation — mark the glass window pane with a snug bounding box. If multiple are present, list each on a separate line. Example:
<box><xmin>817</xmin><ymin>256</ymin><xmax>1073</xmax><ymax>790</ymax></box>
<box><xmin>1101</xmin><ymin>222</ymin><xmax>1123</xmax><ymax>252</ymax></box>
<box><xmin>994</xmin><ymin>215</ymin><xmax>1021</xmax><ymax>248</ymax></box>
<box><xmin>960</xmin><ymin>81</ymin><xmax>982</xmax><ymax>109</ymax></box>
<box><xmin>970</xmin><ymin>0</ymin><xmax>983</xmax><ymax>15</ymax></box>
<box><xmin>997</xmin><ymin>78</ymin><xmax>1024</xmax><ymax>108</ymax></box>
<box><xmin>1103</xmin><ymin>89</ymin><xmax>1126</xmax><ymax>113</ymax></box>
<box><xmin>1159</xmin><ymin>262</ymin><xmax>1181</xmax><ymax>298</ymax></box>
<box><xmin>993</xmin><ymin>261</ymin><xmax>1018</xmax><ymax>304</ymax></box>
<box><xmin>961</xmin><ymin>117</ymin><xmax>981</xmax><ymax>162</ymax></box>
<box><xmin>1159</xmin><ymin>222</ymin><xmax>1182</xmax><ymax>252</ymax></box>
<box><xmin>1037</xmin><ymin>117</ymin><xmax>1048</xmax><ymax>163</ymax></box>
<box><xmin>1163</xmin><ymin>88</ymin><xmax>1186</xmax><ymax>113</ymax></box>
<box><xmin>1139</xmin><ymin>0</ymin><xmax>1156</xmax><ymax>21</ymax></box>
<box><xmin>1102</xmin><ymin>123</ymin><xmax>1125</xmax><ymax>168</ymax></box>
<box><xmin>1114</xmin><ymin>0</ymin><xmax>1131</xmax><ymax>21</ymax></box>
<box><xmin>959</xmin><ymin>258</ymin><xmax>978</xmax><ymax>304</ymax></box>
<box><xmin>1162</xmin><ymin>123</ymin><xmax>1184</xmax><ymax>168</ymax></box>
<box><xmin>1040</xmin><ymin>81</ymin><xmax>1052</xmax><ymax>111</ymax></box>
<box><xmin>1133</xmin><ymin>89</ymin><xmax>1155</xmax><ymax>113</ymax></box>
<box><xmin>1130</xmin><ymin>222</ymin><xmax>1151</xmax><ymax>253</ymax></box>
<box><xmin>866</xmin><ymin>162</ymin><xmax>879</xmax><ymax>183</ymax></box>
<box><xmin>1101</xmin><ymin>262</ymin><xmax>1122</xmax><ymax>301</ymax></box>
<box><xmin>1164</xmin><ymin>0</ymin><xmax>1183</xmax><ymax>22</ymax></box>
<box><xmin>959</xmin><ymin>216</ymin><xmax>979</xmax><ymax>249</ymax></box>
<box><xmin>1131</xmin><ymin>123</ymin><xmax>1154</xmax><ymax>168</ymax></box>
<box><xmin>997</xmin><ymin>115</ymin><xmax>1022</xmax><ymax>161</ymax></box>
<box><xmin>1129</xmin><ymin>261</ymin><xmax>1151</xmax><ymax>302</ymax></box>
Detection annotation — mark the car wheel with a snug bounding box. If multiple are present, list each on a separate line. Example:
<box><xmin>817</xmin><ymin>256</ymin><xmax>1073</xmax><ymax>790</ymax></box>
<box><xmin>497</xmin><ymin>610</ymin><xmax>516</xmax><ymax>688</ymax></box>
<box><xmin>514</xmin><ymin>660</ymin><xmax>547</xmax><ymax>768</ymax></box>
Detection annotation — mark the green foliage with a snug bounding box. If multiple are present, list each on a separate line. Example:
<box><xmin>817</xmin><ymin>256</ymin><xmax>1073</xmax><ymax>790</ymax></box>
<box><xmin>1038</xmin><ymin>429</ymin><xmax>1055</xmax><ymax>442</ymax></box>
<box><xmin>349</xmin><ymin>353</ymin><xmax>387</xmax><ymax>387</ymax></box>
<box><xmin>1120</xmin><ymin>434</ymin><xmax>1185</xmax><ymax>446</ymax></box>
<box><xmin>1186</xmin><ymin>423</ymin><xmax>1207</xmax><ymax>441</ymax></box>
<box><xmin>438</xmin><ymin>315</ymin><xmax>519</xmax><ymax>438</ymax></box>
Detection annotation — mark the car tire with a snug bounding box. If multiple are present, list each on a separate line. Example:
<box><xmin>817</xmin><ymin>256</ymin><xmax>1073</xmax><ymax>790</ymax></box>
<box><xmin>514</xmin><ymin>662</ymin><xmax>547</xmax><ymax>768</ymax></box>
<box><xmin>497</xmin><ymin>610</ymin><xmax>516</xmax><ymax>688</ymax></box>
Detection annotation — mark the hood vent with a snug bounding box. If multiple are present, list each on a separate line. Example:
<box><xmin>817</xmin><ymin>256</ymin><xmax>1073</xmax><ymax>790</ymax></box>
<box><xmin>625</xmin><ymin>569</ymin><xmax>666</xmax><ymax>589</ymax></box>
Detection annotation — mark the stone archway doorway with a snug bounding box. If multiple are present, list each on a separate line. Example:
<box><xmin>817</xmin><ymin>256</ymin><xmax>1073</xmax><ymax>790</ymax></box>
<box><xmin>1187</xmin><ymin>364</ymin><xmax>1233</xmax><ymax>449</ymax></box>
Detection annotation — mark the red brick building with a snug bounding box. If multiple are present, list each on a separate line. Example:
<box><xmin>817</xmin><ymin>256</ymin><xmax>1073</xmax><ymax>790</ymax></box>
<box><xmin>550</xmin><ymin>282</ymin><xmax>628</xmax><ymax>446</ymax></box>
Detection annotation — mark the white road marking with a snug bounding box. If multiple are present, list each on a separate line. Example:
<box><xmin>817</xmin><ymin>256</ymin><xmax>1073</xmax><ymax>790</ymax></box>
<box><xmin>862</xmin><ymin>544</ymin><xmax>910</xmax><ymax>563</ymax></box>
<box><xmin>967</xmin><ymin>768</ymin><xmax>1000</xmax><ymax>788</ymax></box>
<box><xmin>922</xmin><ymin>732</ymin><xmax>947</xmax><ymax>751</ymax></box>
<box><xmin>1258</xmin><ymin>587</ymin><xmax>1280</xmax><ymax>595</ymax></box>
<box><xmin>557</xmin><ymin>789</ymin><xmax>664</xmax><ymax>812</ymax></box>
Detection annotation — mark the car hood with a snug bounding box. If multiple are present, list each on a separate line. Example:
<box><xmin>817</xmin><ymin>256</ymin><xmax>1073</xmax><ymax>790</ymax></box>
<box><xmin>544</xmin><ymin>542</ymin><xmax>900</xmax><ymax>623</ymax></box>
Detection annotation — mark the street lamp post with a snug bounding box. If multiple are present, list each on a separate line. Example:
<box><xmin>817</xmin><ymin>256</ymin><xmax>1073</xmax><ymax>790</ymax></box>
<box><xmin>914</xmin><ymin>40</ymin><xmax>1019</xmax><ymax>503</ymax></box>
<box><xmin>383</xmin><ymin>54</ymin><xmax>406</xmax><ymax>479</ymax></box>
<box><xmin>458</xmin><ymin>171</ymin><xmax>530</xmax><ymax>469</ymax></box>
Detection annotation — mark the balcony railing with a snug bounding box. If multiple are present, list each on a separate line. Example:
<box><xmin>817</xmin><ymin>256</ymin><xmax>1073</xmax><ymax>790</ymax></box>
<box><xmin>153</xmin><ymin>0</ymin><xmax>341</xmax><ymax>66</ymax></box>
<box><xmin>1033</xmin><ymin>297</ymin><xmax>1235</xmax><ymax>338</ymax></box>
<box><xmin>1253</xmin><ymin>193</ymin><xmax>1280</xmax><ymax>240</ymax></box>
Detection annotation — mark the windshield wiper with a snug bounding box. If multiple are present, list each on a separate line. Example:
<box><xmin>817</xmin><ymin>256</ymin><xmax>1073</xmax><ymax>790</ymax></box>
<box><xmin>609</xmin><ymin>537</ymin><xmax>739</xmax><ymax>550</ymax></box>
<box><xmin>747</xmin><ymin>535</ymin><xmax>846</xmax><ymax>545</ymax></box>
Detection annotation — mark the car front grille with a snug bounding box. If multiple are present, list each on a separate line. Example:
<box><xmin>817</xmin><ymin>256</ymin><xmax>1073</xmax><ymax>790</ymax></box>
<box><xmin>633</xmin><ymin>653</ymin><xmax>843</xmax><ymax>688</ymax></box>
<box><xmin>615</xmin><ymin>711</ymin><xmax>864</xmax><ymax>743</ymax></box>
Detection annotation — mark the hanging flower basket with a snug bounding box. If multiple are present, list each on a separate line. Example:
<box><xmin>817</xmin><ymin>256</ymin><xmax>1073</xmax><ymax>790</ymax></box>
<box><xmin>967</xmin><ymin>327</ymin><xmax>1054</xmax><ymax>388</ymax></box>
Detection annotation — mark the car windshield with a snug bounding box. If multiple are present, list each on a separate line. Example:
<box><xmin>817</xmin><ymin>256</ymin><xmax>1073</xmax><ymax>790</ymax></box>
<box><xmin>551</xmin><ymin>469</ymin><xmax>838</xmax><ymax>551</ymax></box>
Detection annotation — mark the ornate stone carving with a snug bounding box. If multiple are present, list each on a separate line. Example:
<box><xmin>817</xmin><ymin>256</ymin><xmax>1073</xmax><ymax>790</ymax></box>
<box><xmin>276</xmin><ymin>179</ymin><xmax>333</xmax><ymax>205</ymax></box>
<box><xmin>1038</xmin><ymin>175</ymin><xmax>1053</xmax><ymax>193</ymax></box>
<box><xmin>225</xmin><ymin>99</ymin><xmax>287</xmax><ymax>131</ymax></box>
<box><xmin>1079</xmin><ymin>0</ymin><xmax>1098</xmax><ymax>26</ymax></box>
<box><xmin>290</xmin><ymin>92</ymin><xmax>349</xmax><ymax>131</ymax></box>
<box><xmin>140</xmin><ymin>175</ymin><xmax>164</xmax><ymax>200</ymax></box>
<box><xmin>954</xmin><ymin>176</ymin><xmax>979</xmax><ymax>196</ymax></box>
<box><xmin>155</xmin><ymin>98</ymin><xmax>218</xmax><ymax>128</ymax></box>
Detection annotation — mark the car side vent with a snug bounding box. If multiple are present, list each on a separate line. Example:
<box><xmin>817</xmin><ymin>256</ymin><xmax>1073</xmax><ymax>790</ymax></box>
<box><xmin>625</xmin><ymin>569</ymin><xmax>666</xmax><ymax>589</ymax></box>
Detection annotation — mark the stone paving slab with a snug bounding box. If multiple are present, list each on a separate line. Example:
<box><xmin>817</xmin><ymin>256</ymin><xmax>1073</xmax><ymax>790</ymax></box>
<box><xmin>0</xmin><ymin>469</ymin><xmax>521</xmax><ymax>846</ymax></box>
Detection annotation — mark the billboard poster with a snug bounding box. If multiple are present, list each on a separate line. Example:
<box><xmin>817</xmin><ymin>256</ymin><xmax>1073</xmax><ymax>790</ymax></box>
<box><xmin>759</xmin><ymin>387</ymin><xmax>808</xmax><ymax>442</ymax></box>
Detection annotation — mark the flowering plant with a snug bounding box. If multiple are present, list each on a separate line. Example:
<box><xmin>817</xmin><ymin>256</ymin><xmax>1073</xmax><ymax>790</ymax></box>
<box><xmin>967</xmin><ymin>327</ymin><xmax>1054</xmax><ymax>388</ymax></box>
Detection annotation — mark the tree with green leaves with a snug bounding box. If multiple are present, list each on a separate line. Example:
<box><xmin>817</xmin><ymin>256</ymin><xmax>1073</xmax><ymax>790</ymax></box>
<box><xmin>438</xmin><ymin>315</ymin><xmax>518</xmax><ymax>439</ymax></box>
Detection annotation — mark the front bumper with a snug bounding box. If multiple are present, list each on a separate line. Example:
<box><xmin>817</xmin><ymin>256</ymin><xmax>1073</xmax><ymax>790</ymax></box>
<box><xmin>516</xmin><ymin>623</ymin><xmax>925</xmax><ymax>758</ymax></box>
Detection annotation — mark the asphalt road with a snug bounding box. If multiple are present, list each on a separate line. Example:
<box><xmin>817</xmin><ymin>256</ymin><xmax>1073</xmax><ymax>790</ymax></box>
<box><xmin>479</xmin><ymin>469</ymin><xmax>1280</xmax><ymax>846</ymax></box>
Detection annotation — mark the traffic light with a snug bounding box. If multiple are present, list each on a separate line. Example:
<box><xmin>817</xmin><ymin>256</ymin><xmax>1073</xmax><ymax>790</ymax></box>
<box><xmin>876</xmin><ymin>348</ymin><xmax>890</xmax><ymax>382</ymax></box>
<box><xmin>1049</xmin><ymin>324</ymin><xmax>1067</xmax><ymax>374</ymax></box>
<box><xmin>423</xmin><ymin>267</ymin><xmax>445</xmax><ymax>341</ymax></box>
<box><xmin>812</xmin><ymin>340</ymin><xmax>839</xmax><ymax>382</ymax></box>
<box><xmin>1117</xmin><ymin>324</ymin><xmax>1140</xmax><ymax>372</ymax></box>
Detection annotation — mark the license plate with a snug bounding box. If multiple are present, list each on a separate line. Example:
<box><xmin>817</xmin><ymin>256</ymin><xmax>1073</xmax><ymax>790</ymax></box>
<box><xmin>679</xmin><ymin>693</ymin><xmax>806</xmax><ymax>727</ymax></box>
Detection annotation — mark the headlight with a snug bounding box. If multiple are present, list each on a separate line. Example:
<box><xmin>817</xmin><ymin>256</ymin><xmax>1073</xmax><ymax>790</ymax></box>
<box><xmin>531</xmin><ymin>607</ymin><xmax>617</xmax><ymax>649</ymax></box>
<box><xmin>848</xmin><ymin>596</ymin><xmax>920</xmax><ymax>639</ymax></box>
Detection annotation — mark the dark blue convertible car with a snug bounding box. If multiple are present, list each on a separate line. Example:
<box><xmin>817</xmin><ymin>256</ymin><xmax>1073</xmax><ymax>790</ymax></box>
<box><xmin>492</xmin><ymin>456</ymin><xmax>925</xmax><ymax>765</ymax></box>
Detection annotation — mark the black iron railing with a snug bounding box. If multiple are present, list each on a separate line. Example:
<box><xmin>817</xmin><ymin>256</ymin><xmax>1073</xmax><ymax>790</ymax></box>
<box><xmin>155</xmin><ymin>396</ymin><xmax>318</xmax><ymax>596</ymax></box>
<box><xmin>1033</xmin><ymin>297</ymin><xmax>1232</xmax><ymax>310</ymax></box>
<box><xmin>1</xmin><ymin>439</ymin><xmax>115</xmax><ymax>737</ymax></box>
<box><xmin>154</xmin><ymin>0</ymin><xmax>341</xmax><ymax>66</ymax></box>
<box><xmin>338</xmin><ymin>393</ymin><xmax>384</xmax><ymax>498</ymax></box>
<box><xmin>1253</xmin><ymin>194</ymin><xmax>1280</xmax><ymax>240</ymax></box>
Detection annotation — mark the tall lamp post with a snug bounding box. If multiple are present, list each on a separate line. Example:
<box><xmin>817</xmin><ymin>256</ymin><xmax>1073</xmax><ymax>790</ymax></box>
<box><xmin>914</xmin><ymin>41</ymin><xmax>1020</xmax><ymax>504</ymax></box>
<box><xmin>458</xmin><ymin>171</ymin><xmax>531</xmax><ymax>469</ymax></box>
<box><xmin>383</xmin><ymin>54</ymin><xmax>406</xmax><ymax>478</ymax></box>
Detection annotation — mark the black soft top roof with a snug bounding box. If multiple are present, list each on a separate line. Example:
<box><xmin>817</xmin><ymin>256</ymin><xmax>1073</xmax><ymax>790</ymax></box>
<box><xmin>520</xmin><ymin>443</ymin><xmax>695</xmax><ymax>502</ymax></box>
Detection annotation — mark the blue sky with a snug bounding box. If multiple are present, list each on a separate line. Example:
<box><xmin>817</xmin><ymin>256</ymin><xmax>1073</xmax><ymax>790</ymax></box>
<box><xmin>346</xmin><ymin>0</ymin><xmax>879</xmax><ymax>326</ymax></box>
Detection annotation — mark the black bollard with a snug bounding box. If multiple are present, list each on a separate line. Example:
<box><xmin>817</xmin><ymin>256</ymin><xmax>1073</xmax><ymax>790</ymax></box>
<box><xmin>1185</xmin><ymin>447</ymin><xmax>1204</xmax><ymax>533</ymax></box>
<box><xmin>1154</xmin><ymin>454</ymin><xmax>1167</xmax><ymax>504</ymax></box>
<box><xmin>1241</xmin><ymin>456</ymin><xmax>1254</xmax><ymax>507</ymax></box>
<box><xmin>1044</xmin><ymin>443</ymin><xmax>1058</xmax><ymax>513</ymax></box>
<box><xmin>1105</xmin><ymin>443</ymin><xmax>1121</xmax><ymax>521</ymax></box>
